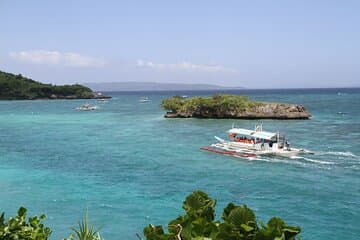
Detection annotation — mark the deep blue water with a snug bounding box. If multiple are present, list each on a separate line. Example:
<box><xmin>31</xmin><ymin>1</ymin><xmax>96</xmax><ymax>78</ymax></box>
<box><xmin>0</xmin><ymin>88</ymin><xmax>359</xmax><ymax>240</ymax></box>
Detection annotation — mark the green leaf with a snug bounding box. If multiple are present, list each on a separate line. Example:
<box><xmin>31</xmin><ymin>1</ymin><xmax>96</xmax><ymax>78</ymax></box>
<box><xmin>182</xmin><ymin>191</ymin><xmax>216</xmax><ymax>222</ymax></box>
<box><xmin>223</xmin><ymin>204</ymin><xmax>256</xmax><ymax>228</ymax></box>
<box><xmin>18</xmin><ymin>207</ymin><xmax>27</xmax><ymax>217</ymax></box>
<box><xmin>283</xmin><ymin>226</ymin><xmax>301</xmax><ymax>240</ymax></box>
<box><xmin>240</xmin><ymin>224</ymin><xmax>254</xmax><ymax>232</ymax></box>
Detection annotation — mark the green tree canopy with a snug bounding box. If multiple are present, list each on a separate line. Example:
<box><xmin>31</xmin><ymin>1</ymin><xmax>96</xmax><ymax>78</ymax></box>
<box><xmin>0</xmin><ymin>70</ymin><xmax>95</xmax><ymax>100</ymax></box>
<box><xmin>161</xmin><ymin>94</ymin><xmax>263</xmax><ymax>113</ymax></box>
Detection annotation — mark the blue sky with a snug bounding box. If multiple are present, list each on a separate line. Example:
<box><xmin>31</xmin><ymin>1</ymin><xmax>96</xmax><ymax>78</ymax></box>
<box><xmin>1</xmin><ymin>0</ymin><xmax>359</xmax><ymax>88</ymax></box>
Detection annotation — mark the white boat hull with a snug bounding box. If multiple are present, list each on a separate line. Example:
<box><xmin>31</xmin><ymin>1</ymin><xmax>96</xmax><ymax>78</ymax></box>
<box><xmin>202</xmin><ymin>137</ymin><xmax>313</xmax><ymax>159</ymax></box>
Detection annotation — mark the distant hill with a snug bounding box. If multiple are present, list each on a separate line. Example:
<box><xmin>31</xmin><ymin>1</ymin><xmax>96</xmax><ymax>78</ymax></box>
<box><xmin>0</xmin><ymin>70</ymin><xmax>106</xmax><ymax>100</ymax></box>
<box><xmin>84</xmin><ymin>82</ymin><xmax>243</xmax><ymax>92</ymax></box>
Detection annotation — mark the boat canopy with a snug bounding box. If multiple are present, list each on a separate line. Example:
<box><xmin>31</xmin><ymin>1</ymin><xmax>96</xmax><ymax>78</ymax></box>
<box><xmin>228</xmin><ymin>128</ymin><xmax>277</xmax><ymax>140</ymax></box>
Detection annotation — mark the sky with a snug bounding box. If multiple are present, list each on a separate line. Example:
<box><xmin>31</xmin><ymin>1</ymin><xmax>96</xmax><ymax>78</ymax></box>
<box><xmin>1</xmin><ymin>0</ymin><xmax>359</xmax><ymax>88</ymax></box>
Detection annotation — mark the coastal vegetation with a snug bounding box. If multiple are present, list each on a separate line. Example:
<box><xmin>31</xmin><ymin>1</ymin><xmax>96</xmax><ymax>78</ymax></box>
<box><xmin>162</xmin><ymin>94</ymin><xmax>311</xmax><ymax>119</ymax></box>
<box><xmin>144</xmin><ymin>190</ymin><xmax>301</xmax><ymax>240</ymax></box>
<box><xmin>162</xmin><ymin>94</ymin><xmax>262</xmax><ymax>113</ymax></box>
<box><xmin>0</xmin><ymin>191</ymin><xmax>301</xmax><ymax>240</ymax></box>
<box><xmin>0</xmin><ymin>207</ymin><xmax>51</xmax><ymax>240</ymax></box>
<box><xmin>0</xmin><ymin>208</ymin><xmax>102</xmax><ymax>240</ymax></box>
<box><xmin>0</xmin><ymin>70</ymin><xmax>101</xmax><ymax>100</ymax></box>
<box><xmin>64</xmin><ymin>210</ymin><xmax>104</xmax><ymax>240</ymax></box>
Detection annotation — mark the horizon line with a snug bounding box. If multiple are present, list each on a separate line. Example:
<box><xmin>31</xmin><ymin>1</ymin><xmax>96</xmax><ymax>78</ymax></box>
<box><xmin>96</xmin><ymin>86</ymin><xmax>360</xmax><ymax>93</ymax></box>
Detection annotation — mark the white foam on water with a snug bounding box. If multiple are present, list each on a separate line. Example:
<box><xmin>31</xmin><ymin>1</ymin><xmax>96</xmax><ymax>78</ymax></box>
<box><xmin>100</xmin><ymin>203</ymin><xmax>113</xmax><ymax>208</ymax></box>
<box><xmin>300</xmin><ymin>157</ymin><xmax>335</xmax><ymax>165</ymax></box>
<box><xmin>244</xmin><ymin>156</ymin><xmax>308</xmax><ymax>167</ymax></box>
<box><xmin>318</xmin><ymin>151</ymin><xmax>358</xmax><ymax>158</ymax></box>
<box><xmin>345</xmin><ymin>165</ymin><xmax>360</xmax><ymax>170</ymax></box>
<box><xmin>230</xmin><ymin>153</ymin><xmax>359</xmax><ymax>169</ymax></box>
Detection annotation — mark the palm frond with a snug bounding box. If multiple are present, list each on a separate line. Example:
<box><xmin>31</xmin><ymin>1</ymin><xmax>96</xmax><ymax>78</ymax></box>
<box><xmin>67</xmin><ymin>209</ymin><xmax>104</xmax><ymax>240</ymax></box>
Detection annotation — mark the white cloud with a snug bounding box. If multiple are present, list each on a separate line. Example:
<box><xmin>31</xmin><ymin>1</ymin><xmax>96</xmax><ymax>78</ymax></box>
<box><xmin>9</xmin><ymin>50</ymin><xmax>106</xmax><ymax>67</ymax></box>
<box><xmin>136</xmin><ymin>59</ymin><xmax>237</xmax><ymax>73</ymax></box>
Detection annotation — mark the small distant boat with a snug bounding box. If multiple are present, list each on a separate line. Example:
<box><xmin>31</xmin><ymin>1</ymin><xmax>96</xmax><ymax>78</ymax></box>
<box><xmin>97</xmin><ymin>99</ymin><xmax>109</xmax><ymax>103</ymax></box>
<box><xmin>181</xmin><ymin>95</ymin><xmax>188</xmax><ymax>98</ymax></box>
<box><xmin>75</xmin><ymin>103</ymin><xmax>99</xmax><ymax>111</ymax></box>
<box><xmin>201</xmin><ymin>124</ymin><xmax>313</xmax><ymax>159</ymax></box>
<box><xmin>139</xmin><ymin>97</ymin><xmax>151</xmax><ymax>103</ymax></box>
<box><xmin>337</xmin><ymin>111</ymin><xmax>348</xmax><ymax>115</ymax></box>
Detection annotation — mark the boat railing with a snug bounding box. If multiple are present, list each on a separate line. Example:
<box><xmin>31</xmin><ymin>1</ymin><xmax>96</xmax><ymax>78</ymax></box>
<box><xmin>231</xmin><ymin>123</ymin><xmax>263</xmax><ymax>131</ymax></box>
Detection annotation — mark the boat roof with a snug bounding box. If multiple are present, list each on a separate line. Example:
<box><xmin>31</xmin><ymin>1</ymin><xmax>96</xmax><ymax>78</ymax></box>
<box><xmin>228</xmin><ymin>128</ymin><xmax>277</xmax><ymax>140</ymax></box>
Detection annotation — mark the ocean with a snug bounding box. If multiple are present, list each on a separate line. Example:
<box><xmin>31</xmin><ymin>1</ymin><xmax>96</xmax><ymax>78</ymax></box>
<box><xmin>0</xmin><ymin>88</ymin><xmax>359</xmax><ymax>240</ymax></box>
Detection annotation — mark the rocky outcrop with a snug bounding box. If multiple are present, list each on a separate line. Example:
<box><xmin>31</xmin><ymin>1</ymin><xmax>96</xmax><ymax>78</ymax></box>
<box><xmin>165</xmin><ymin>103</ymin><xmax>311</xmax><ymax>119</ymax></box>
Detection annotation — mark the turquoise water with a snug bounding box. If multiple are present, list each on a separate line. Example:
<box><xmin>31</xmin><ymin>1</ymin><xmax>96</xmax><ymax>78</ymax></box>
<box><xmin>0</xmin><ymin>89</ymin><xmax>359</xmax><ymax>240</ymax></box>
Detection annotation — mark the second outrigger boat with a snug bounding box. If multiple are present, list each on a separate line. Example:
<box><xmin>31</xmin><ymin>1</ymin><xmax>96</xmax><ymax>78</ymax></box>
<box><xmin>201</xmin><ymin>124</ymin><xmax>313</xmax><ymax>158</ymax></box>
<box><xmin>75</xmin><ymin>103</ymin><xmax>99</xmax><ymax>111</ymax></box>
<box><xmin>139</xmin><ymin>97</ymin><xmax>151</xmax><ymax>103</ymax></box>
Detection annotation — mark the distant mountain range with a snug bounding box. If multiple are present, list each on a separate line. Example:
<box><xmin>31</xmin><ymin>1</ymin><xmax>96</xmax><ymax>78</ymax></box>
<box><xmin>84</xmin><ymin>82</ymin><xmax>243</xmax><ymax>92</ymax></box>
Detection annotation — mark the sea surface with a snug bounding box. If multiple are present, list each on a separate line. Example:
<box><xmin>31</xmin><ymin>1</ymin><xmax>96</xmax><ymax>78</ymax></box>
<box><xmin>0</xmin><ymin>88</ymin><xmax>359</xmax><ymax>240</ymax></box>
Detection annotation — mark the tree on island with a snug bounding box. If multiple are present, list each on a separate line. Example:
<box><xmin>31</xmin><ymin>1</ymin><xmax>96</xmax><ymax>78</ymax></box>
<box><xmin>0</xmin><ymin>70</ymin><xmax>99</xmax><ymax>100</ymax></box>
<box><xmin>161</xmin><ymin>94</ymin><xmax>311</xmax><ymax>119</ymax></box>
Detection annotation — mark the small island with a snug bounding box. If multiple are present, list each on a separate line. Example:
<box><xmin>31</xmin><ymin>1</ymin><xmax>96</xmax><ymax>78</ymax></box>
<box><xmin>0</xmin><ymin>70</ymin><xmax>111</xmax><ymax>100</ymax></box>
<box><xmin>162</xmin><ymin>94</ymin><xmax>311</xmax><ymax>119</ymax></box>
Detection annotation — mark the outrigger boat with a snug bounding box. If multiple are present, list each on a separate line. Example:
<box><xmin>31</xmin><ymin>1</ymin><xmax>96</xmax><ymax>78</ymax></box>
<box><xmin>201</xmin><ymin>124</ymin><xmax>313</xmax><ymax>158</ymax></box>
<box><xmin>139</xmin><ymin>97</ymin><xmax>151</xmax><ymax>103</ymax></box>
<box><xmin>97</xmin><ymin>98</ymin><xmax>109</xmax><ymax>103</ymax></box>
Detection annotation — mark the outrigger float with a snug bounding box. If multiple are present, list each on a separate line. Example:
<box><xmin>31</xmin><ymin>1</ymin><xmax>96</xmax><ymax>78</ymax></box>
<box><xmin>201</xmin><ymin>124</ymin><xmax>313</xmax><ymax>158</ymax></box>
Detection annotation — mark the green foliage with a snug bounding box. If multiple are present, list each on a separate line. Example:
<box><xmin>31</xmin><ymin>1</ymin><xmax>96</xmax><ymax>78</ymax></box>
<box><xmin>217</xmin><ymin>203</ymin><xmax>258</xmax><ymax>240</ymax></box>
<box><xmin>144</xmin><ymin>225</ymin><xmax>174</xmax><ymax>240</ymax></box>
<box><xmin>65</xmin><ymin>210</ymin><xmax>104</xmax><ymax>240</ymax></box>
<box><xmin>0</xmin><ymin>70</ymin><xmax>94</xmax><ymax>100</ymax></box>
<box><xmin>143</xmin><ymin>191</ymin><xmax>301</xmax><ymax>240</ymax></box>
<box><xmin>182</xmin><ymin>190</ymin><xmax>216</xmax><ymax>221</ymax></box>
<box><xmin>255</xmin><ymin>218</ymin><xmax>301</xmax><ymax>240</ymax></box>
<box><xmin>0</xmin><ymin>207</ymin><xmax>107</xmax><ymax>240</ymax></box>
<box><xmin>166</xmin><ymin>191</ymin><xmax>218</xmax><ymax>240</ymax></box>
<box><xmin>161</xmin><ymin>95</ymin><xmax>185</xmax><ymax>112</ymax></box>
<box><xmin>161</xmin><ymin>94</ymin><xmax>263</xmax><ymax>114</ymax></box>
<box><xmin>0</xmin><ymin>207</ymin><xmax>51</xmax><ymax>240</ymax></box>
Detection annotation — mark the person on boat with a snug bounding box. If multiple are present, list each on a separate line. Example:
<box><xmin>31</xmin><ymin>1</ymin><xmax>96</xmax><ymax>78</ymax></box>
<box><xmin>285</xmin><ymin>141</ymin><xmax>290</xmax><ymax>150</ymax></box>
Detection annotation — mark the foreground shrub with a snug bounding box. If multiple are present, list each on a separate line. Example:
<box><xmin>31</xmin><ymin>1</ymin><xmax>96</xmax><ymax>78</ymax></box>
<box><xmin>0</xmin><ymin>207</ymin><xmax>51</xmax><ymax>240</ymax></box>
<box><xmin>143</xmin><ymin>191</ymin><xmax>301</xmax><ymax>240</ymax></box>
<box><xmin>64</xmin><ymin>210</ymin><xmax>104</xmax><ymax>240</ymax></box>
